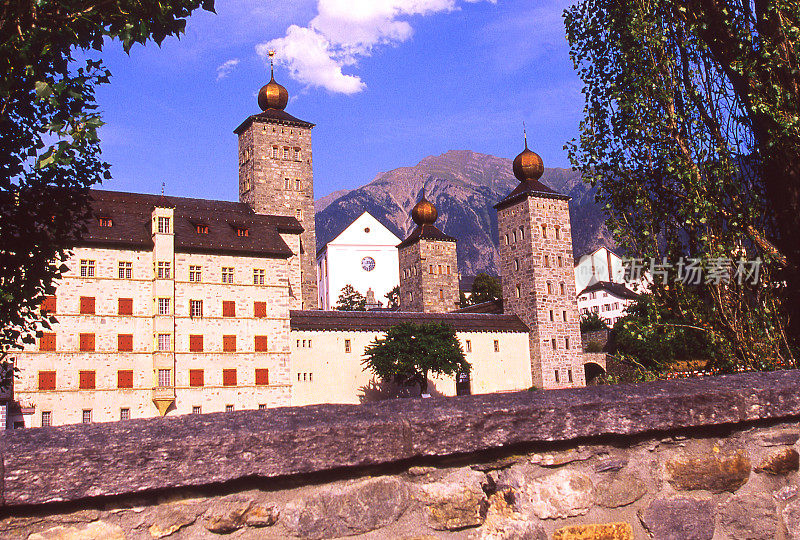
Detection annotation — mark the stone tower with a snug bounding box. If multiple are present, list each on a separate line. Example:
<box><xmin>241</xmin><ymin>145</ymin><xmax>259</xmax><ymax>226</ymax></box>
<box><xmin>398</xmin><ymin>191</ymin><xmax>459</xmax><ymax>312</ymax></box>
<box><xmin>234</xmin><ymin>53</ymin><xmax>318</xmax><ymax>309</ymax></box>
<box><xmin>495</xmin><ymin>138</ymin><xmax>584</xmax><ymax>388</ymax></box>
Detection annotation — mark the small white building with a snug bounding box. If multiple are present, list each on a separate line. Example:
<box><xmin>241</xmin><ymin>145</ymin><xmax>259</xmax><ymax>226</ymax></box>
<box><xmin>574</xmin><ymin>247</ymin><xmax>647</xmax><ymax>326</ymax></box>
<box><xmin>316</xmin><ymin>212</ymin><xmax>401</xmax><ymax>310</ymax></box>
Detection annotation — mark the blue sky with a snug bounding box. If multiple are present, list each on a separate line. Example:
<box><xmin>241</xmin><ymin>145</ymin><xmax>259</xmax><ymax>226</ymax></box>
<box><xmin>93</xmin><ymin>0</ymin><xmax>581</xmax><ymax>201</ymax></box>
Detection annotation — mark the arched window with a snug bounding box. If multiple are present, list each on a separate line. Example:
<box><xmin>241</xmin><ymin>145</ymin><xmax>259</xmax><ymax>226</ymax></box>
<box><xmin>513</xmin><ymin>230</ymin><xmax>517</xmax><ymax>242</ymax></box>
<box><xmin>519</xmin><ymin>226</ymin><xmax>525</xmax><ymax>239</ymax></box>
<box><xmin>514</xmin><ymin>259</ymin><xmax>519</xmax><ymax>271</ymax></box>
<box><xmin>515</xmin><ymin>285</ymin><xmax>521</xmax><ymax>298</ymax></box>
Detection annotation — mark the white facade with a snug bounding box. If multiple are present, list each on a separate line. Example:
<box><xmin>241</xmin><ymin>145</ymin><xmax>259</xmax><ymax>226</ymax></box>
<box><xmin>316</xmin><ymin>212</ymin><xmax>401</xmax><ymax>310</ymax></box>
<box><xmin>574</xmin><ymin>247</ymin><xmax>648</xmax><ymax>325</ymax></box>
<box><xmin>577</xmin><ymin>285</ymin><xmax>637</xmax><ymax>326</ymax></box>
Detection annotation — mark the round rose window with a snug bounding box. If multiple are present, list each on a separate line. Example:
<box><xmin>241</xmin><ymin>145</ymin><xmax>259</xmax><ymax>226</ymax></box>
<box><xmin>361</xmin><ymin>256</ymin><xmax>376</xmax><ymax>272</ymax></box>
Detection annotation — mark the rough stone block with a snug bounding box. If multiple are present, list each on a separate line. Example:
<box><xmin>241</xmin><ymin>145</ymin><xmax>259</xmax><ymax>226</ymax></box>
<box><xmin>665</xmin><ymin>443</ymin><xmax>750</xmax><ymax>493</ymax></box>
<box><xmin>417</xmin><ymin>468</ymin><xmax>488</xmax><ymax>531</ymax></box>
<box><xmin>756</xmin><ymin>447</ymin><xmax>800</xmax><ymax>475</ymax></box>
<box><xmin>593</xmin><ymin>472</ymin><xmax>646</xmax><ymax>508</ymax></box>
<box><xmin>552</xmin><ymin>522</ymin><xmax>633</xmax><ymax>540</ymax></box>
<box><xmin>28</xmin><ymin>521</ymin><xmax>126</xmax><ymax>540</ymax></box>
<box><xmin>719</xmin><ymin>493</ymin><xmax>779</xmax><ymax>540</ymax></box>
<box><xmin>640</xmin><ymin>497</ymin><xmax>715</xmax><ymax>540</ymax></box>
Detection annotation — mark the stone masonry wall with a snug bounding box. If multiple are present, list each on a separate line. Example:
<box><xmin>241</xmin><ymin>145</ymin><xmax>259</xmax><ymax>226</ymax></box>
<box><xmin>399</xmin><ymin>238</ymin><xmax>459</xmax><ymax>313</ymax></box>
<box><xmin>238</xmin><ymin>119</ymin><xmax>317</xmax><ymax>309</ymax></box>
<box><xmin>3</xmin><ymin>371</ymin><xmax>800</xmax><ymax>539</ymax></box>
<box><xmin>498</xmin><ymin>196</ymin><xmax>584</xmax><ymax>389</ymax></box>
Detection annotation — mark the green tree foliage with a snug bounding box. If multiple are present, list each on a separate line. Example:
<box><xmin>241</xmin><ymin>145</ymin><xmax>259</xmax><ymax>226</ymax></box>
<box><xmin>580</xmin><ymin>312</ymin><xmax>608</xmax><ymax>333</ymax></box>
<box><xmin>565</xmin><ymin>0</ymin><xmax>798</xmax><ymax>370</ymax></box>
<box><xmin>335</xmin><ymin>284</ymin><xmax>367</xmax><ymax>311</ymax></box>
<box><xmin>362</xmin><ymin>322</ymin><xmax>470</xmax><ymax>395</ymax></box>
<box><xmin>470</xmin><ymin>273</ymin><xmax>502</xmax><ymax>304</ymax></box>
<box><xmin>384</xmin><ymin>285</ymin><xmax>400</xmax><ymax>309</ymax></box>
<box><xmin>0</xmin><ymin>0</ymin><xmax>214</xmax><ymax>367</ymax></box>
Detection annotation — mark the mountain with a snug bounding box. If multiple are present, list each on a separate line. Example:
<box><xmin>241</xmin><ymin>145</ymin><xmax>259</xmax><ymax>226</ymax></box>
<box><xmin>314</xmin><ymin>150</ymin><xmax>613</xmax><ymax>276</ymax></box>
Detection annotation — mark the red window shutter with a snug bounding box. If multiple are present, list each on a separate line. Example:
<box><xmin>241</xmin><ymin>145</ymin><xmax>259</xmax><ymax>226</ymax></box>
<box><xmin>79</xmin><ymin>296</ymin><xmax>95</xmax><ymax>314</ymax></box>
<box><xmin>189</xmin><ymin>335</ymin><xmax>203</xmax><ymax>352</ymax></box>
<box><xmin>39</xmin><ymin>332</ymin><xmax>56</xmax><ymax>351</ymax></box>
<box><xmin>254</xmin><ymin>335</ymin><xmax>268</xmax><ymax>352</ymax></box>
<box><xmin>189</xmin><ymin>369</ymin><xmax>204</xmax><ymax>387</ymax></box>
<box><xmin>222</xmin><ymin>301</ymin><xmax>236</xmax><ymax>317</ymax></box>
<box><xmin>255</xmin><ymin>368</ymin><xmax>269</xmax><ymax>386</ymax></box>
<box><xmin>41</xmin><ymin>295</ymin><xmax>56</xmax><ymax>314</ymax></box>
<box><xmin>117</xmin><ymin>370</ymin><xmax>133</xmax><ymax>388</ymax></box>
<box><xmin>118</xmin><ymin>298</ymin><xmax>133</xmax><ymax>315</ymax></box>
<box><xmin>118</xmin><ymin>334</ymin><xmax>133</xmax><ymax>352</ymax></box>
<box><xmin>223</xmin><ymin>335</ymin><xmax>236</xmax><ymax>352</ymax></box>
<box><xmin>38</xmin><ymin>371</ymin><xmax>56</xmax><ymax>390</ymax></box>
<box><xmin>222</xmin><ymin>369</ymin><xmax>237</xmax><ymax>386</ymax></box>
<box><xmin>254</xmin><ymin>302</ymin><xmax>266</xmax><ymax>318</ymax></box>
<box><xmin>79</xmin><ymin>370</ymin><xmax>96</xmax><ymax>389</ymax></box>
<box><xmin>79</xmin><ymin>333</ymin><xmax>95</xmax><ymax>351</ymax></box>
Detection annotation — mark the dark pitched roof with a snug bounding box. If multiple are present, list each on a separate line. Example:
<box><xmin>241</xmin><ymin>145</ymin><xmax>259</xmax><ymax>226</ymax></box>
<box><xmin>234</xmin><ymin>109</ymin><xmax>315</xmax><ymax>134</ymax></box>
<box><xmin>578</xmin><ymin>281</ymin><xmax>640</xmax><ymax>300</ymax></box>
<box><xmin>290</xmin><ymin>310</ymin><xmax>529</xmax><ymax>333</ymax></box>
<box><xmin>454</xmin><ymin>299</ymin><xmax>504</xmax><ymax>314</ymax></box>
<box><xmin>82</xmin><ymin>190</ymin><xmax>302</xmax><ymax>258</ymax></box>
<box><xmin>494</xmin><ymin>178</ymin><xmax>570</xmax><ymax>210</ymax></box>
<box><xmin>397</xmin><ymin>224</ymin><xmax>456</xmax><ymax>249</ymax></box>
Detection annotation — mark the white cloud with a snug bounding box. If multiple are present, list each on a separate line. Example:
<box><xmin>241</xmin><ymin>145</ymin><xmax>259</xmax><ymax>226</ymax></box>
<box><xmin>216</xmin><ymin>59</ymin><xmax>240</xmax><ymax>80</ymax></box>
<box><xmin>258</xmin><ymin>0</ymin><xmax>495</xmax><ymax>94</ymax></box>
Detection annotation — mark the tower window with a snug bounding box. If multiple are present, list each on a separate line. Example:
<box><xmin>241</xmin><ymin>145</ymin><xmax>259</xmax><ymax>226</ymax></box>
<box><xmin>494</xmin><ymin>340</ymin><xmax>500</xmax><ymax>352</ymax></box>
<box><xmin>283</xmin><ymin>147</ymin><xmax>290</xmax><ymax>159</ymax></box>
<box><xmin>439</xmin><ymin>289</ymin><xmax>444</xmax><ymax>300</ymax></box>
<box><xmin>544</xmin><ymin>255</ymin><xmax>550</xmax><ymax>267</ymax></box>
<box><xmin>554</xmin><ymin>370</ymin><xmax>560</xmax><ymax>383</ymax></box>
<box><xmin>295</xmin><ymin>179</ymin><xmax>301</xmax><ymax>190</ymax></box>
<box><xmin>438</xmin><ymin>265</ymin><xmax>442</xmax><ymax>274</ymax></box>
<box><xmin>429</xmin><ymin>265</ymin><xmax>434</xmax><ymax>274</ymax></box>
<box><xmin>565</xmin><ymin>337</ymin><xmax>571</xmax><ymax>350</ymax></box>
<box><xmin>515</xmin><ymin>285</ymin><xmax>521</xmax><ymax>298</ymax></box>
<box><xmin>519</xmin><ymin>226</ymin><xmax>524</xmax><ymax>239</ymax></box>
<box><xmin>563</xmin><ymin>310</ymin><xmax>568</xmax><ymax>321</ymax></box>
<box><xmin>555</xmin><ymin>227</ymin><xmax>561</xmax><ymax>240</ymax></box>
<box><xmin>158</xmin><ymin>333</ymin><xmax>172</xmax><ymax>351</ymax></box>
<box><xmin>294</xmin><ymin>148</ymin><xmax>301</xmax><ymax>160</ymax></box>
<box><xmin>284</xmin><ymin>177</ymin><xmax>292</xmax><ymax>190</ymax></box>
<box><xmin>552</xmin><ymin>338</ymin><xmax>557</xmax><ymax>350</ymax></box>
<box><xmin>504</xmin><ymin>234</ymin><xmax>509</xmax><ymax>245</ymax></box>
<box><xmin>513</xmin><ymin>230</ymin><xmax>517</xmax><ymax>242</ymax></box>
<box><xmin>158</xmin><ymin>369</ymin><xmax>172</xmax><ymax>387</ymax></box>
<box><xmin>557</xmin><ymin>255</ymin><xmax>563</xmax><ymax>267</ymax></box>
<box><xmin>98</xmin><ymin>216</ymin><xmax>113</xmax><ymax>227</ymax></box>
<box><xmin>541</xmin><ymin>224</ymin><xmax>547</xmax><ymax>238</ymax></box>
<box><xmin>272</xmin><ymin>147</ymin><xmax>279</xmax><ymax>159</ymax></box>
<box><xmin>514</xmin><ymin>259</ymin><xmax>519</xmax><ymax>271</ymax></box>
<box><xmin>157</xmin><ymin>261</ymin><xmax>171</xmax><ymax>279</ymax></box>
<box><xmin>549</xmin><ymin>310</ymin><xmax>554</xmax><ymax>322</ymax></box>
<box><xmin>547</xmin><ymin>282</ymin><xmax>553</xmax><ymax>294</ymax></box>
<box><xmin>157</xmin><ymin>216</ymin><xmax>170</xmax><ymax>234</ymax></box>
<box><xmin>568</xmin><ymin>369</ymin><xmax>573</xmax><ymax>383</ymax></box>
<box><xmin>158</xmin><ymin>297</ymin><xmax>170</xmax><ymax>315</ymax></box>
<box><xmin>296</xmin><ymin>209</ymin><xmax>302</xmax><ymax>220</ymax></box>
<box><xmin>560</xmin><ymin>282</ymin><xmax>566</xmax><ymax>295</ymax></box>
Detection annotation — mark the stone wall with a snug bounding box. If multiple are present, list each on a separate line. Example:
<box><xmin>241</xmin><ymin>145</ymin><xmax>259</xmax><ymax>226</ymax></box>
<box><xmin>3</xmin><ymin>370</ymin><xmax>800</xmax><ymax>539</ymax></box>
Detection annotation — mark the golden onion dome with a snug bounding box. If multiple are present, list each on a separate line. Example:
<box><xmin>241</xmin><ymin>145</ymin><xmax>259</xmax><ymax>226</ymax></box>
<box><xmin>258</xmin><ymin>52</ymin><xmax>289</xmax><ymax>111</ymax></box>
<box><xmin>513</xmin><ymin>139</ymin><xmax>544</xmax><ymax>182</ymax></box>
<box><xmin>412</xmin><ymin>192</ymin><xmax>438</xmax><ymax>226</ymax></box>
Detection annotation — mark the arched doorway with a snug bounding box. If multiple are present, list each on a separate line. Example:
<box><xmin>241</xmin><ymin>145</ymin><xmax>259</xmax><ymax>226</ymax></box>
<box><xmin>584</xmin><ymin>362</ymin><xmax>606</xmax><ymax>385</ymax></box>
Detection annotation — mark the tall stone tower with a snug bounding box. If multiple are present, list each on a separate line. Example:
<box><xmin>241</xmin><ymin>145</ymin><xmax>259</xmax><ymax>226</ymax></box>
<box><xmin>495</xmin><ymin>138</ymin><xmax>584</xmax><ymax>388</ymax></box>
<box><xmin>398</xmin><ymin>191</ymin><xmax>459</xmax><ymax>312</ymax></box>
<box><xmin>234</xmin><ymin>52</ymin><xmax>318</xmax><ymax>309</ymax></box>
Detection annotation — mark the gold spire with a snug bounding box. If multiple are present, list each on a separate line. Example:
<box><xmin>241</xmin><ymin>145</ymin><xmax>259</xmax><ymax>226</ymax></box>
<box><xmin>412</xmin><ymin>182</ymin><xmax>438</xmax><ymax>226</ymax></box>
<box><xmin>258</xmin><ymin>50</ymin><xmax>289</xmax><ymax>111</ymax></box>
<box><xmin>513</xmin><ymin>124</ymin><xmax>544</xmax><ymax>182</ymax></box>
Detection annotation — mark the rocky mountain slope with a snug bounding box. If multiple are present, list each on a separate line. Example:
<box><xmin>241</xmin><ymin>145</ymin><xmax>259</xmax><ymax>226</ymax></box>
<box><xmin>315</xmin><ymin>150</ymin><xmax>613</xmax><ymax>276</ymax></box>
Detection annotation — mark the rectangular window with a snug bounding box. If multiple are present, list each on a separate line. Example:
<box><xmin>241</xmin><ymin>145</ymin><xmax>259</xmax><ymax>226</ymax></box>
<box><xmin>295</xmin><ymin>178</ymin><xmax>301</xmax><ymax>190</ymax></box>
<box><xmin>465</xmin><ymin>340</ymin><xmax>472</xmax><ymax>353</ymax></box>
<box><xmin>344</xmin><ymin>339</ymin><xmax>351</xmax><ymax>353</ymax></box>
<box><xmin>568</xmin><ymin>369</ymin><xmax>573</xmax><ymax>383</ymax></box>
<box><xmin>272</xmin><ymin>147</ymin><xmax>279</xmax><ymax>159</ymax></box>
<box><xmin>118</xmin><ymin>261</ymin><xmax>132</xmax><ymax>279</ymax></box>
<box><xmin>223</xmin><ymin>335</ymin><xmax>236</xmax><ymax>352</ymax></box>
<box><xmin>190</xmin><ymin>299</ymin><xmax>203</xmax><ymax>318</ymax></box>
<box><xmin>189</xmin><ymin>335</ymin><xmax>204</xmax><ymax>352</ymax></box>
<box><xmin>254</xmin><ymin>335</ymin><xmax>268</xmax><ymax>352</ymax></box>
<box><xmin>552</xmin><ymin>338</ymin><xmax>557</xmax><ymax>350</ymax></box>
<box><xmin>439</xmin><ymin>289</ymin><xmax>444</xmax><ymax>300</ymax></box>
<box><xmin>157</xmin><ymin>262</ymin><xmax>171</xmax><ymax>279</ymax></box>
<box><xmin>39</xmin><ymin>332</ymin><xmax>56</xmax><ymax>351</ymax></box>
<box><xmin>563</xmin><ymin>310</ymin><xmax>568</xmax><ymax>322</ymax></box>
<box><xmin>192</xmin><ymin>405</ymin><xmax>202</xmax><ymax>414</ymax></box>
<box><xmin>120</xmin><ymin>408</ymin><xmax>130</xmax><ymax>421</ymax></box>
<box><xmin>283</xmin><ymin>147</ymin><xmax>290</xmax><ymax>159</ymax></box>
<box><xmin>79</xmin><ymin>371</ymin><xmax>95</xmax><ymax>390</ymax></box>
<box><xmin>79</xmin><ymin>333</ymin><xmax>95</xmax><ymax>351</ymax></box>
<box><xmin>296</xmin><ymin>209</ymin><xmax>302</xmax><ymax>220</ymax></box>
<box><xmin>253</xmin><ymin>269</ymin><xmax>265</xmax><ymax>285</ymax></box>
<box><xmin>494</xmin><ymin>340</ymin><xmax>500</xmax><ymax>352</ymax></box>
<box><xmin>565</xmin><ymin>337</ymin><xmax>571</xmax><ymax>350</ymax></box>
<box><xmin>79</xmin><ymin>296</ymin><xmax>95</xmax><ymax>315</ymax></box>
<box><xmin>82</xmin><ymin>409</ymin><xmax>92</xmax><ymax>424</ymax></box>
<box><xmin>118</xmin><ymin>298</ymin><xmax>133</xmax><ymax>315</ymax></box>
<box><xmin>294</xmin><ymin>149</ymin><xmax>301</xmax><ymax>161</ymax></box>
<box><xmin>254</xmin><ymin>301</ymin><xmax>267</xmax><ymax>318</ymax></box>
<box><xmin>157</xmin><ymin>333</ymin><xmax>171</xmax><ymax>351</ymax></box>
<box><xmin>157</xmin><ymin>369</ymin><xmax>171</xmax><ymax>387</ymax></box>
<box><xmin>80</xmin><ymin>259</ymin><xmax>95</xmax><ymax>277</ymax></box>
<box><xmin>41</xmin><ymin>411</ymin><xmax>51</xmax><ymax>427</ymax></box>
<box><xmin>223</xmin><ymin>369</ymin><xmax>237</xmax><ymax>386</ymax></box>
<box><xmin>554</xmin><ymin>370</ymin><xmax>560</xmax><ymax>383</ymax></box>
<box><xmin>255</xmin><ymin>368</ymin><xmax>269</xmax><ymax>385</ymax></box>
<box><xmin>258</xmin><ymin>404</ymin><xmax>267</xmax><ymax>411</ymax></box>
<box><xmin>222</xmin><ymin>267</ymin><xmax>234</xmax><ymax>283</ymax></box>
<box><xmin>189</xmin><ymin>265</ymin><xmax>202</xmax><ymax>282</ymax></box>
<box><xmin>189</xmin><ymin>369</ymin><xmax>204</xmax><ymax>387</ymax></box>
<box><xmin>549</xmin><ymin>310</ymin><xmax>554</xmax><ymax>322</ymax></box>
<box><xmin>41</xmin><ymin>295</ymin><xmax>56</xmax><ymax>313</ymax></box>
<box><xmin>157</xmin><ymin>297</ymin><xmax>170</xmax><ymax>315</ymax></box>
<box><xmin>225</xmin><ymin>404</ymin><xmax>234</xmax><ymax>413</ymax></box>
<box><xmin>157</xmin><ymin>216</ymin><xmax>170</xmax><ymax>233</ymax></box>
<box><xmin>284</xmin><ymin>177</ymin><xmax>292</xmax><ymax>189</ymax></box>
<box><xmin>99</xmin><ymin>216</ymin><xmax>113</xmax><ymax>227</ymax></box>
<box><xmin>429</xmin><ymin>265</ymin><xmax>434</xmax><ymax>274</ymax></box>
<box><xmin>117</xmin><ymin>370</ymin><xmax>133</xmax><ymax>388</ymax></box>
<box><xmin>118</xmin><ymin>334</ymin><xmax>133</xmax><ymax>352</ymax></box>
<box><xmin>222</xmin><ymin>300</ymin><xmax>236</xmax><ymax>317</ymax></box>
<box><xmin>196</xmin><ymin>224</ymin><xmax>209</xmax><ymax>234</ymax></box>
<box><xmin>236</xmin><ymin>227</ymin><xmax>249</xmax><ymax>237</ymax></box>
<box><xmin>38</xmin><ymin>370</ymin><xmax>56</xmax><ymax>390</ymax></box>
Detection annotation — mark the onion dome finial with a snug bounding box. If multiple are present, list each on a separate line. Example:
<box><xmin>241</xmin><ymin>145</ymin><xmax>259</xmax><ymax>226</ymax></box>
<box><xmin>412</xmin><ymin>186</ymin><xmax>438</xmax><ymax>226</ymax></box>
<box><xmin>258</xmin><ymin>50</ymin><xmax>289</xmax><ymax>111</ymax></box>
<box><xmin>513</xmin><ymin>123</ymin><xmax>544</xmax><ymax>182</ymax></box>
